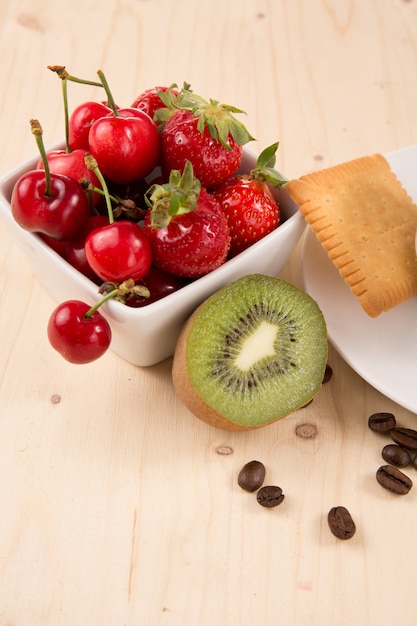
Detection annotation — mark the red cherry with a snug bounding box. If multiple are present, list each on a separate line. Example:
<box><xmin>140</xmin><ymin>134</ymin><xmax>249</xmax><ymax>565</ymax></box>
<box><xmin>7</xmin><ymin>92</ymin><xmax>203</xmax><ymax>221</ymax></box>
<box><xmin>38</xmin><ymin>148</ymin><xmax>102</xmax><ymax>205</ymax></box>
<box><xmin>11</xmin><ymin>169</ymin><xmax>91</xmax><ymax>240</ymax></box>
<box><xmin>47</xmin><ymin>299</ymin><xmax>111</xmax><ymax>364</ymax></box>
<box><xmin>39</xmin><ymin>232</ymin><xmax>68</xmax><ymax>257</ymax></box>
<box><xmin>65</xmin><ymin>215</ymin><xmax>109</xmax><ymax>282</ymax></box>
<box><xmin>85</xmin><ymin>220</ymin><xmax>152</xmax><ymax>282</ymax></box>
<box><xmin>68</xmin><ymin>100</ymin><xmax>113</xmax><ymax>151</ymax></box>
<box><xmin>88</xmin><ymin>108</ymin><xmax>160</xmax><ymax>184</ymax></box>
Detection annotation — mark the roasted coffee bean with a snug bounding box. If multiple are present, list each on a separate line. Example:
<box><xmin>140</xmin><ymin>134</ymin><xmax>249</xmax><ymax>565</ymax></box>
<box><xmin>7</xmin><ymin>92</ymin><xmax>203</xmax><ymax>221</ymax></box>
<box><xmin>376</xmin><ymin>465</ymin><xmax>413</xmax><ymax>495</ymax></box>
<box><xmin>256</xmin><ymin>485</ymin><xmax>284</xmax><ymax>508</ymax></box>
<box><xmin>327</xmin><ymin>506</ymin><xmax>356</xmax><ymax>540</ymax></box>
<box><xmin>368</xmin><ymin>412</ymin><xmax>396</xmax><ymax>433</ymax></box>
<box><xmin>322</xmin><ymin>364</ymin><xmax>333</xmax><ymax>384</ymax></box>
<box><xmin>381</xmin><ymin>444</ymin><xmax>411</xmax><ymax>468</ymax></box>
<box><xmin>390</xmin><ymin>427</ymin><xmax>417</xmax><ymax>450</ymax></box>
<box><xmin>238</xmin><ymin>460</ymin><xmax>266</xmax><ymax>492</ymax></box>
<box><xmin>413</xmin><ymin>455</ymin><xmax>417</xmax><ymax>470</ymax></box>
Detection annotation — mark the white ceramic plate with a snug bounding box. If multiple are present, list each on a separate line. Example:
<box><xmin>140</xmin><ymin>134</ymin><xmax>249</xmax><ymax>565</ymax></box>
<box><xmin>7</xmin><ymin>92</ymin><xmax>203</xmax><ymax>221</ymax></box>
<box><xmin>302</xmin><ymin>145</ymin><xmax>417</xmax><ymax>414</ymax></box>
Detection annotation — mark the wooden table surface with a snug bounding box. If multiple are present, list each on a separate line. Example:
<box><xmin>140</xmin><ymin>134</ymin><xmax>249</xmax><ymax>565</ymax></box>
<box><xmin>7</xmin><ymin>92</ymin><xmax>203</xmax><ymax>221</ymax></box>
<box><xmin>1</xmin><ymin>1</ymin><xmax>417</xmax><ymax>624</ymax></box>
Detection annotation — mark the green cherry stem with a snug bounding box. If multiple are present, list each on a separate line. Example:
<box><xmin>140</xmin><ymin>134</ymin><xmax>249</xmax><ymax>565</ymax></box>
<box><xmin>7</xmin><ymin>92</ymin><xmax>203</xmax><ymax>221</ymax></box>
<box><xmin>60</xmin><ymin>75</ymin><xmax>70</xmax><ymax>153</ymax></box>
<box><xmin>47</xmin><ymin>65</ymin><xmax>103</xmax><ymax>88</ymax></box>
<box><xmin>79</xmin><ymin>180</ymin><xmax>120</xmax><ymax>205</ymax></box>
<box><xmin>78</xmin><ymin>179</ymin><xmax>145</xmax><ymax>221</ymax></box>
<box><xmin>96</xmin><ymin>69</ymin><xmax>119</xmax><ymax>116</ymax></box>
<box><xmin>84</xmin><ymin>288</ymin><xmax>119</xmax><ymax>318</ymax></box>
<box><xmin>84</xmin><ymin>154</ymin><xmax>114</xmax><ymax>223</ymax></box>
<box><xmin>30</xmin><ymin>119</ymin><xmax>52</xmax><ymax>198</ymax></box>
<box><xmin>48</xmin><ymin>65</ymin><xmax>104</xmax><ymax>152</ymax></box>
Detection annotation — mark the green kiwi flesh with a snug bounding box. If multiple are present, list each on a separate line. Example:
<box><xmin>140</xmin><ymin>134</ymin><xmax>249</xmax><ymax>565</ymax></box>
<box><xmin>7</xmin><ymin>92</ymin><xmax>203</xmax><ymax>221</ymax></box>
<box><xmin>172</xmin><ymin>274</ymin><xmax>328</xmax><ymax>431</ymax></box>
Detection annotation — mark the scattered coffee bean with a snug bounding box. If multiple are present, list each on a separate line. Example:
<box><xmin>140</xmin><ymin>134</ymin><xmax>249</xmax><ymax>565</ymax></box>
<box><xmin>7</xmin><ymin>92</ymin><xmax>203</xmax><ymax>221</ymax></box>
<box><xmin>322</xmin><ymin>364</ymin><xmax>333</xmax><ymax>384</ymax></box>
<box><xmin>412</xmin><ymin>455</ymin><xmax>417</xmax><ymax>470</ymax></box>
<box><xmin>390</xmin><ymin>427</ymin><xmax>417</xmax><ymax>450</ymax></box>
<box><xmin>256</xmin><ymin>485</ymin><xmax>284</xmax><ymax>508</ymax></box>
<box><xmin>368</xmin><ymin>412</ymin><xmax>396</xmax><ymax>433</ymax></box>
<box><xmin>238</xmin><ymin>460</ymin><xmax>266</xmax><ymax>492</ymax></box>
<box><xmin>376</xmin><ymin>465</ymin><xmax>413</xmax><ymax>495</ymax></box>
<box><xmin>327</xmin><ymin>506</ymin><xmax>356</xmax><ymax>540</ymax></box>
<box><xmin>381</xmin><ymin>444</ymin><xmax>411</xmax><ymax>468</ymax></box>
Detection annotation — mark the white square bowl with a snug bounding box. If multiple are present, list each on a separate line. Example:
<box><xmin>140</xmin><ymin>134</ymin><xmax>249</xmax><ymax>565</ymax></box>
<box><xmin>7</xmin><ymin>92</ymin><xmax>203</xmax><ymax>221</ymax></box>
<box><xmin>0</xmin><ymin>147</ymin><xmax>305</xmax><ymax>366</ymax></box>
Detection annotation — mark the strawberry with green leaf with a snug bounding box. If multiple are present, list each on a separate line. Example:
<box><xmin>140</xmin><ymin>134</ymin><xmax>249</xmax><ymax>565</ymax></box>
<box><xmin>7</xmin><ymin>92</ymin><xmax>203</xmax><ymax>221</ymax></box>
<box><xmin>143</xmin><ymin>161</ymin><xmax>230</xmax><ymax>277</ymax></box>
<box><xmin>130</xmin><ymin>84</ymin><xmax>179</xmax><ymax>120</ymax></box>
<box><xmin>212</xmin><ymin>142</ymin><xmax>287</xmax><ymax>257</ymax></box>
<box><xmin>155</xmin><ymin>86</ymin><xmax>255</xmax><ymax>189</ymax></box>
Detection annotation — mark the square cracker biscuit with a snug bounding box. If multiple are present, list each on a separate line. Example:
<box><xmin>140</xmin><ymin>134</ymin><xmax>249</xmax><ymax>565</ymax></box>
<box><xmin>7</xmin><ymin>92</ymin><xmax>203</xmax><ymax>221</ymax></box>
<box><xmin>285</xmin><ymin>154</ymin><xmax>417</xmax><ymax>317</ymax></box>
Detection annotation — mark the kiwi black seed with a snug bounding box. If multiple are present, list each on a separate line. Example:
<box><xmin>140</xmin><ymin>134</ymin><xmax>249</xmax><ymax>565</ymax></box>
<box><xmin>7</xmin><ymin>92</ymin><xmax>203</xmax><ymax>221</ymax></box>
<box><xmin>172</xmin><ymin>274</ymin><xmax>328</xmax><ymax>431</ymax></box>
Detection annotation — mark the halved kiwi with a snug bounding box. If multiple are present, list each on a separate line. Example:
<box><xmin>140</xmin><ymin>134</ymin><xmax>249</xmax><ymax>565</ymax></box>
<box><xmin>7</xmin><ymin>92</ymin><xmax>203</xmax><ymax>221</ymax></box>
<box><xmin>172</xmin><ymin>274</ymin><xmax>328</xmax><ymax>431</ymax></box>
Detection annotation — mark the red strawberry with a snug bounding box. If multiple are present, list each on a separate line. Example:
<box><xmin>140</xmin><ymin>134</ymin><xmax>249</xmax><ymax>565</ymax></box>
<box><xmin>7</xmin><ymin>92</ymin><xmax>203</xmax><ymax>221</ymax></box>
<box><xmin>156</xmin><ymin>87</ymin><xmax>254</xmax><ymax>189</ymax></box>
<box><xmin>143</xmin><ymin>161</ymin><xmax>230</xmax><ymax>277</ymax></box>
<box><xmin>130</xmin><ymin>85</ymin><xmax>179</xmax><ymax>120</ymax></box>
<box><xmin>212</xmin><ymin>143</ymin><xmax>287</xmax><ymax>257</ymax></box>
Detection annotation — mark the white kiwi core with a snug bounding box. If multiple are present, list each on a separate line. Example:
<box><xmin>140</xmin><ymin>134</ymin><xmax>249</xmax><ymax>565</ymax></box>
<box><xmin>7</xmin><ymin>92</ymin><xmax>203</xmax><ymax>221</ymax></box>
<box><xmin>234</xmin><ymin>321</ymin><xmax>278</xmax><ymax>371</ymax></box>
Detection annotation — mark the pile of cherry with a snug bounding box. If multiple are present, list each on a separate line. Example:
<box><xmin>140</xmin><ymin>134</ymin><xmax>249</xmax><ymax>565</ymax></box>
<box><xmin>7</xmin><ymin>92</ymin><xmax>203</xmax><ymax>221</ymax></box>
<box><xmin>10</xmin><ymin>66</ymin><xmax>285</xmax><ymax>364</ymax></box>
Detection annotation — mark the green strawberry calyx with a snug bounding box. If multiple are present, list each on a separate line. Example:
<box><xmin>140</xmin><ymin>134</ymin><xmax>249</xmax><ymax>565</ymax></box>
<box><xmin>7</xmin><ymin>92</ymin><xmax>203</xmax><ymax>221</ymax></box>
<box><xmin>145</xmin><ymin>160</ymin><xmax>201</xmax><ymax>228</ymax></box>
<box><xmin>249</xmin><ymin>142</ymin><xmax>288</xmax><ymax>189</ymax></box>
<box><xmin>155</xmin><ymin>84</ymin><xmax>255</xmax><ymax>151</ymax></box>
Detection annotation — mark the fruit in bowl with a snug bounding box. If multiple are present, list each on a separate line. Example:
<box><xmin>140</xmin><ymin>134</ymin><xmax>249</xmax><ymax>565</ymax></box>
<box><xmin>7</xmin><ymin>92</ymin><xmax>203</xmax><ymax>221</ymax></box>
<box><xmin>0</xmin><ymin>71</ymin><xmax>306</xmax><ymax>366</ymax></box>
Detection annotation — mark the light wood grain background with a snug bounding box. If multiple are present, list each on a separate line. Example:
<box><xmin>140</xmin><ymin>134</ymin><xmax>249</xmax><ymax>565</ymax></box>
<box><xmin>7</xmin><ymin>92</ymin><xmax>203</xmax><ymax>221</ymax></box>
<box><xmin>1</xmin><ymin>0</ymin><xmax>417</xmax><ymax>624</ymax></box>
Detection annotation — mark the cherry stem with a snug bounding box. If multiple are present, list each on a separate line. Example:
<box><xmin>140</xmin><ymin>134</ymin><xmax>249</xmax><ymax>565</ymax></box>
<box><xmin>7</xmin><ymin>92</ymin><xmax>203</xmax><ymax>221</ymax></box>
<box><xmin>48</xmin><ymin>65</ymin><xmax>105</xmax><ymax>152</ymax></box>
<box><xmin>47</xmin><ymin>65</ymin><xmax>103</xmax><ymax>88</ymax></box>
<box><xmin>79</xmin><ymin>180</ymin><xmax>120</xmax><ymax>205</ymax></box>
<box><xmin>31</xmin><ymin>119</ymin><xmax>52</xmax><ymax>198</ymax></box>
<box><xmin>84</xmin><ymin>288</ymin><xmax>119</xmax><ymax>319</ymax></box>
<box><xmin>85</xmin><ymin>279</ymin><xmax>151</xmax><ymax>317</ymax></box>
<box><xmin>84</xmin><ymin>154</ymin><xmax>114</xmax><ymax>223</ymax></box>
<box><xmin>60</xmin><ymin>77</ymin><xmax>70</xmax><ymax>153</ymax></box>
<box><xmin>96</xmin><ymin>70</ymin><xmax>119</xmax><ymax>116</ymax></box>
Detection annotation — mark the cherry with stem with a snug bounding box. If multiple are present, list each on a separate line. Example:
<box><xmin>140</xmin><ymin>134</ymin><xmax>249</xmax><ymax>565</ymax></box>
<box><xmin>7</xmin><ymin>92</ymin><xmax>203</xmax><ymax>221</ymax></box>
<box><xmin>47</xmin><ymin>279</ymin><xmax>150</xmax><ymax>364</ymax></box>
<box><xmin>43</xmin><ymin>66</ymin><xmax>105</xmax><ymax>205</ymax></box>
<box><xmin>87</xmin><ymin>69</ymin><xmax>160</xmax><ymax>184</ymax></box>
<box><xmin>11</xmin><ymin>119</ymin><xmax>91</xmax><ymax>240</ymax></box>
<box><xmin>48</xmin><ymin>64</ymin><xmax>104</xmax><ymax>152</ymax></box>
<box><xmin>47</xmin><ymin>65</ymin><xmax>113</xmax><ymax>152</ymax></box>
<box><xmin>83</xmin><ymin>154</ymin><xmax>153</xmax><ymax>283</ymax></box>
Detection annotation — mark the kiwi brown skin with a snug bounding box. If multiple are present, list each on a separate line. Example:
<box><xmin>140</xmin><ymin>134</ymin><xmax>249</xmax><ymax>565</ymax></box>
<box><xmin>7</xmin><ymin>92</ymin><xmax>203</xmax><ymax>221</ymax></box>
<box><xmin>173</xmin><ymin>305</ymin><xmax>258</xmax><ymax>431</ymax></box>
<box><xmin>172</xmin><ymin>277</ymin><xmax>327</xmax><ymax>432</ymax></box>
